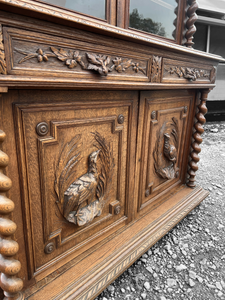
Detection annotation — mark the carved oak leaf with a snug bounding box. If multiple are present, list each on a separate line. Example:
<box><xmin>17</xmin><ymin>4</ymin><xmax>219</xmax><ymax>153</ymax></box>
<box><xmin>50</xmin><ymin>47</ymin><xmax>72</xmax><ymax>61</ymax></box>
<box><xmin>86</xmin><ymin>53</ymin><xmax>111</xmax><ymax>76</ymax></box>
<box><xmin>86</xmin><ymin>53</ymin><xmax>103</xmax><ymax>66</ymax></box>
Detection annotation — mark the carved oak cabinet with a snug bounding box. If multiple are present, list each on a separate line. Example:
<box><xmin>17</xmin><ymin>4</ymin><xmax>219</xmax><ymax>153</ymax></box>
<box><xmin>0</xmin><ymin>1</ymin><xmax>222</xmax><ymax>299</ymax></box>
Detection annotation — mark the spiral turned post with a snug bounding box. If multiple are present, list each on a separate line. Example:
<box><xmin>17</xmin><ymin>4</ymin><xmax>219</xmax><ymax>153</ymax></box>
<box><xmin>172</xmin><ymin>0</ymin><xmax>179</xmax><ymax>40</ymax></box>
<box><xmin>0</xmin><ymin>130</ymin><xmax>24</xmax><ymax>300</ymax></box>
<box><xmin>185</xmin><ymin>0</ymin><xmax>199</xmax><ymax>48</ymax></box>
<box><xmin>187</xmin><ymin>90</ymin><xmax>209</xmax><ymax>188</ymax></box>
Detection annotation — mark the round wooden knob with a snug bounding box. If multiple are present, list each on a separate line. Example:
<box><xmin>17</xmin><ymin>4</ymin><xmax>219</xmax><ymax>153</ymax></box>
<box><xmin>36</xmin><ymin>122</ymin><xmax>49</xmax><ymax>136</ymax></box>
<box><xmin>117</xmin><ymin>114</ymin><xmax>124</xmax><ymax>124</ymax></box>
<box><xmin>44</xmin><ymin>242</ymin><xmax>55</xmax><ymax>254</ymax></box>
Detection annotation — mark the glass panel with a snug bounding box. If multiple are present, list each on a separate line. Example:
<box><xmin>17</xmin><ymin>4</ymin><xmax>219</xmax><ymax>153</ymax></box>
<box><xmin>210</xmin><ymin>25</ymin><xmax>225</xmax><ymax>58</ymax></box>
<box><xmin>193</xmin><ymin>23</ymin><xmax>207</xmax><ymax>52</ymax></box>
<box><xmin>42</xmin><ymin>0</ymin><xmax>106</xmax><ymax>20</ymax></box>
<box><xmin>129</xmin><ymin>0</ymin><xmax>177</xmax><ymax>39</ymax></box>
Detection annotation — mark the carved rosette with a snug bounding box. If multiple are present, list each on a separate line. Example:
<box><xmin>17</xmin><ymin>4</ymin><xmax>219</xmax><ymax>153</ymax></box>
<box><xmin>187</xmin><ymin>90</ymin><xmax>209</xmax><ymax>188</ymax></box>
<box><xmin>0</xmin><ymin>130</ymin><xmax>24</xmax><ymax>299</ymax></box>
<box><xmin>0</xmin><ymin>25</ymin><xmax>7</xmax><ymax>75</ymax></box>
<box><xmin>185</xmin><ymin>0</ymin><xmax>199</xmax><ymax>48</ymax></box>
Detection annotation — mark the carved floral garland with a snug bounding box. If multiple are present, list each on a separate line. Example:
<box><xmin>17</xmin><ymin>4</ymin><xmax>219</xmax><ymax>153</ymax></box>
<box><xmin>14</xmin><ymin>47</ymin><xmax>146</xmax><ymax>76</ymax></box>
<box><xmin>165</xmin><ymin>66</ymin><xmax>210</xmax><ymax>81</ymax></box>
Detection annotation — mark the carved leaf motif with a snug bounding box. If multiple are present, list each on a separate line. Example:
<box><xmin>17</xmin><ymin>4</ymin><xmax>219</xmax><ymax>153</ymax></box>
<box><xmin>122</xmin><ymin>59</ymin><xmax>132</xmax><ymax>69</ymax></box>
<box><xmin>0</xmin><ymin>51</ymin><xmax>6</xmax><ymax>74</ymax></box>
<box><xmin>54</xmin><ymin>134</ymin><xmax>82</xmax><ymax>215</ymax></box>
<box><xmin>50</xmin><ymin>46</ymin><xmax>72</xmax><ymax>61</ymax></box>
<box><xmin>104</xmin><ymin>56</ymin><xmax>111</xmax><ymax>66</ymax></box>
<box><xmin>87</xmin><ymin>64</ymin><xmax>101</xmax><ymax>72</ymax></box>
<box><xmin>165</xmin><ymin>66</ymin><xmax>210</xmax><ymax>81</ymax></box>
<box><xmin>86</xmin><ymin>53</ymin><xmax>103</xmax><ymax>66</ymax></box>
<box><xmin>93</xmin><ymin>131</ymin><xmax>114</xmax><ymax>205</ymax></box>
<box><xmin>14</xmin><ymin>46</ymin><xmax>146</xmax><ymax>76</ymax></box>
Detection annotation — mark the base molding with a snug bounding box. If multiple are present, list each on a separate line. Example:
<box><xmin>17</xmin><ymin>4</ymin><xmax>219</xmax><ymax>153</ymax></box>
<box><xmin>25</xmin><ymin>185</ymin><xmax>208</xmax><ymax>300</ymax></box>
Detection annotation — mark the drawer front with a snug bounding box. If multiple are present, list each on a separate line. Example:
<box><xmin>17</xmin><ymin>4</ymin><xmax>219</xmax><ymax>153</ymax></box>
<box><xmin>13</xmin><ymin>90</ymin><xmax>138</xmax><ymax>278</ymax></box>
<box><xmin>136</xmin><ymin>90</ymin><xmax>195</xmax><ymax>215</ymax></box>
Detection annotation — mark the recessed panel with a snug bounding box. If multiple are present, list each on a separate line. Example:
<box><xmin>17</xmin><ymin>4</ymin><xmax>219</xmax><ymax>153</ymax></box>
<box><xmin>137</xmin><ymin>90</ymin><xmax>194</xmax><ymax>214</ymax></box>
<box><xmin>13</xmin><ymin>91</ymin><xmax>137</xmax><ymax>278</ymax></box>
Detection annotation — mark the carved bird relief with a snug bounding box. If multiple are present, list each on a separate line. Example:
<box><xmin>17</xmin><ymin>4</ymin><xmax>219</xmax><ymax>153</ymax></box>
<box><xmin>63</xmin><ymin>149</ymin><xmax>101</xmax><ymax>222</ymax></box>
<box><xmin>163</xmin><ymin>133</ymin><xmax>177</xmax><ymax>165</ymax></box>
<box><xmin>54</xmin><ymin>132</ymin><xmax>114</xmax><ymax>227</ymax></box>
<box><xmin>153</xmin><ymin>117</ymin><xmax>179</xmax><ymax>180</ymax></box>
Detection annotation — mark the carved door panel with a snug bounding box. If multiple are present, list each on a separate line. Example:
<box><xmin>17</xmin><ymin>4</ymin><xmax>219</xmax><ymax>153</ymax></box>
<box><xmin>135</xmin><ymin>90</ymin><xmax>195</xmax><ymax>216</ymax></box>
<box><xmin>13</xmin><ymin>90</ymin><xmax>138</xmax><ymax>280</ymax></box>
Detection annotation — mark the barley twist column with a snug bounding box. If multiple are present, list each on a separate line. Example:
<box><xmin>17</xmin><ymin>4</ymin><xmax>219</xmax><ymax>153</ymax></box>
<box><xmin>185</xmin><ymin>0</ymin><xmax>199</xmax><ymax>48</ymax></box>
<box><xmin>0</xmin><ymin>130</ymin><xmax>24</xmax><ymax>300</ymax></box>
<box><xmin>172</xmin><ymin>0</ymin><xmax>179</xmax><ymax>40</ymax></box>
<box><xmin>187</xmin><ymin>90</ymin><xmax>209</xmax><ymax>188</ymax></box>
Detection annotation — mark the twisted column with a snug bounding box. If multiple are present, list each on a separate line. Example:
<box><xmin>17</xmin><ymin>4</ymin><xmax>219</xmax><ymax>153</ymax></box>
<box><xmin>185</xmin><ymin>0</ymin><xmax>199</xmax><ymax>48</ymax></box>
<box><xmin>0</xmin><ymin>130</ymin><xmax>24</xmax><ymax>300</ymax></box>
<box><xmin>172</xmin><ymin>0</ymin><xmax>179</xmax><ymax>40</ymax></box>
<box><xmin>187</xmin><ymin>90</ymin><xmax>209</xmax><ymax>188</ymax></box>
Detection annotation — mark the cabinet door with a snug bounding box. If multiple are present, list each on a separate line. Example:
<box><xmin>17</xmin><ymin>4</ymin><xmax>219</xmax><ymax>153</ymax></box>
<box><xmin>13</xmin><ymin>90</ymin><xmax>138</xmax><ymax>280</ymax></box>
<box><xmin>135</xmin><ymin>90</ymin><xmax>195</xmax><ymax>217</ymax></box>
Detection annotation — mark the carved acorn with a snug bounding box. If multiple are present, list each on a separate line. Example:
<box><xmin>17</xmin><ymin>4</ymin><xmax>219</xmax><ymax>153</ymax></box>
<box><xmin>132</xmin><ymin>62</ymin><xmax>139</xmax><ymax>73</ymax></box>
<box><xmin>37</xmin><ymin>48</ymin><xmax>48</xmax><ymax>62</ymax></box>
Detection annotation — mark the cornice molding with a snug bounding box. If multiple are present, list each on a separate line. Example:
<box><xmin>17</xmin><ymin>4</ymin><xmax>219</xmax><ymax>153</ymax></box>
<box><xmin>0</xmin><ymin>0</ymin><xmax>223</xmax><ymax>62</ymax></box>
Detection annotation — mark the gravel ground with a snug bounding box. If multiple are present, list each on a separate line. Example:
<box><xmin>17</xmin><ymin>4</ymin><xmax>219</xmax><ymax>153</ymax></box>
<box><xmin>95</xmin><ymin>121</ymin><xmax>225</xmax><ymax>300</ymax></box>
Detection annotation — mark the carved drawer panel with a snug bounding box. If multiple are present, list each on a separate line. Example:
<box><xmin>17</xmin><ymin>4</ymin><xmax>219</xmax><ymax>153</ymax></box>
<box><xmin>4</xmin><ymin>27</ymin><xmax>150</xmax><ymax>81</ymax></box>
<box><xmin>162</xmin><ymin>58</ymin><xmax>213</xmax><ymax>83</ymax></box>
<box><xmin>136</xmin><ymin>90</ymin><xmax>194</xmax><ymax>215</ymax></box>
<box><xmin>13</xmin><ymin>90</ymin><xmax>138</xmax><ymax>279</ymax></box>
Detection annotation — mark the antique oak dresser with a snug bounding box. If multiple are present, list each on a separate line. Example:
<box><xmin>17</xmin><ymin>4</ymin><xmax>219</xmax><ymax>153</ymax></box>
<box><xmin>0</xmin><ymin>1</ymin><xmax>222</xmax><ymax>299</ymax></box>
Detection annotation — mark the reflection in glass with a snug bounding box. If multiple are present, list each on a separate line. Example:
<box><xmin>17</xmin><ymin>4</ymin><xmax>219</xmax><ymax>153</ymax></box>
<box><xmin>42</xmin><ymin>0</ymin><xmax>106</xmax><ymax>20</ymax></box>
<box><xmin>129</xmin><ymin>0</ymin><xmax>177</xmax><ymax>39</ymax></box>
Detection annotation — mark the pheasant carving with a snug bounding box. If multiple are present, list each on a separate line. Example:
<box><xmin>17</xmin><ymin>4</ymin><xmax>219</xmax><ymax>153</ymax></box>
<box><xmin>63</xmin><ymin>149</ymin><xmax>101</xmax><ymax>222</ymax></box>
<box><xmin>163</xmin><ymin>133</ymin><xmax>177</xmax><ymax>165</ymax></box>
<box><xmin>54</xmin><ymin>132</ymin><xmax>114</xmax><ymax>226</ymax></box>
<box><xmin>153</xmin><ymin>117</ymin><xmax>179</xmax><ymax>180</ymax></box>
